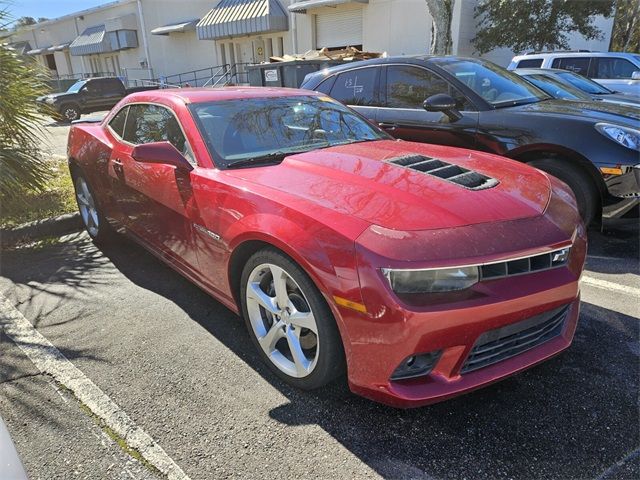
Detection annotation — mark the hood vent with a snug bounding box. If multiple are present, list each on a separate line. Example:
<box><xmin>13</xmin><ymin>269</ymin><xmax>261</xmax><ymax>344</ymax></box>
<box><xmin>387</xmin><ymin>154</ymin><xmax>499</xmax><ymax>190</ymax></box>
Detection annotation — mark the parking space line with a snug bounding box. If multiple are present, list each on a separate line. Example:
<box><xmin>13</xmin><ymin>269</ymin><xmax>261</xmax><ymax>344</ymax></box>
<box><xmin>581</xmin><ymin>275</ymin><xmax>640</xmax><ymax>297</ymax></box>
<box><xmin>0</xmin><ymin>295</ymin><xmax>191</xmax><ymax>480</ymax></box>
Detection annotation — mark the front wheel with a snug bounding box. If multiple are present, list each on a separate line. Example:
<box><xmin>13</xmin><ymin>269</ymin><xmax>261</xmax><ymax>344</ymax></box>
<box><xmin>240</xmin><ymin>248</ymin><xmax>345</xmax><ymax>390</ymax></box>
<box><xmin>528</xmin><ymin>158</ymin><xmax>599</xmax><ymax>227</ymax></box>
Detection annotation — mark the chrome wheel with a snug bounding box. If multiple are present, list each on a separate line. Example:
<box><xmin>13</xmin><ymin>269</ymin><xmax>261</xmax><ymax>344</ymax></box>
<box><xmin>75</xmin><ymin>176</ymin><xmax>99</xmax><ymax>237</ymax></box>
<box><xmin>245</xmin><ymin>263</ymin><xmax>319</xmax><ymax>378</ymax></box>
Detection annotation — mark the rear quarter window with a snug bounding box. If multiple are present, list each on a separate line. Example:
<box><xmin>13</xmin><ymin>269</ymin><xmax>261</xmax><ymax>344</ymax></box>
<box><xmin>516</xmin><ymin>58</ymin><xmax>543</xmax><ymax>68</ymax></box>
<box><xmin>329</xmin><ymin>67</ymin><xmax>379</xmax><ymax>106</ymax></box>
<box><xmin>108</xmin><ymin>106</ymin><xmax>128</xmax><ymax>138</ymax></box>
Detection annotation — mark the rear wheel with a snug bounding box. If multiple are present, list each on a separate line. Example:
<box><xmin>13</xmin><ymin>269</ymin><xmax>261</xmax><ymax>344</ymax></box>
<box><xmin>528</xmin><ymin>158</ymin><xmax>599</xmax><ymax>227</ymax></box>
<box><xmin>60</xmin><ymin>103</ymin><xmax>80</xmax><ymax>122</ymax></box>
<box><xmin>72</xmin><ymin>172</ymin><xmax>112</xmax><ymax>243</ymax></box>
<box><xmin>240</xmin><ymin>248</ymin><xmax>345</xmax><ymax>390</ymax></box>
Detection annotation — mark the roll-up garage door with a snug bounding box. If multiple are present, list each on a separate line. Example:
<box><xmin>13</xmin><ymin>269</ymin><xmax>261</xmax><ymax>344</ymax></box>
<box><xmin>315</xmin><ymin>9</ymin><xmax>363</xmax><ymax>49</ymax></box>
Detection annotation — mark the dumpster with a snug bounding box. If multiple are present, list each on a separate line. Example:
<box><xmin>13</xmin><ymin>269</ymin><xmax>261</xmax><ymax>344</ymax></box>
<box><xmin>247</xmin><ymin>59</ymin><xmax>346</xmax><ymax>89</ymax></box>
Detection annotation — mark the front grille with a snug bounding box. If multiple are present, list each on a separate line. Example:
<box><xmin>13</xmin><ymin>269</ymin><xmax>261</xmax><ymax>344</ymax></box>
<box><xmin>479</xmin><ymin>247</ymin><xmax>570</xmax><ymax>280</ymax></box>
<box><xmin>461</xmin><ymin>304</ymin><xmax>569</xmax><ymax>374</ymax></box>
<box><xmin>387</xmin><ymin>154</ymin><xmax>499</xmax><ymax>190</ymax></box>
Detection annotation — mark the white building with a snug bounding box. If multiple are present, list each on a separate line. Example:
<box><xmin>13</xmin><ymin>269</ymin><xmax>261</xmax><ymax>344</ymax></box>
<box><xmin>6</xmin><ymin>0</ymin><xmax>614</xmax><ymax>85</ymax></box>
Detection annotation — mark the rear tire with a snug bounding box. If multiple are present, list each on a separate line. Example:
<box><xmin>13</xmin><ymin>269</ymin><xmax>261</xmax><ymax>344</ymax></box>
<box><xmin>528</xmin><ymin>158</ymin><xmax>599</xmax><ymax>227</ymax></box>
<box><xmin>71</xmin><ymin>171</ymin><xmax>113</xmax><ymax>243</ymax></box>
<box><xmin>240</xmin><ymin>248</ymin><xmax>345</xmax><ymax>390</ymax></box>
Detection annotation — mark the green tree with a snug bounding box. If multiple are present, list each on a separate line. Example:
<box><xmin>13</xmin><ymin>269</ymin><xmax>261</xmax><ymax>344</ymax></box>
<box><xmin>609</xmin><ymin>0</ymin><xmax>639</xmax><ymax>52</ymax></box>
<box><xmin>0</xmin><ymin>8</ymin><xmax>52</xmax><ymax>199</ymax></box>
<box><xmin>473</xmin><ymin>0</ymin><xmax>615</xmax><ymax>54</ymax></box>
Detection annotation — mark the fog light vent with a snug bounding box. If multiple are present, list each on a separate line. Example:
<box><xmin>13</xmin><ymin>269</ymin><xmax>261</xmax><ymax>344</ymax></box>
<box><xmin>390</xmin><ymin>350</ymin><xmax>442</xmax><ymax>381</ymax></box>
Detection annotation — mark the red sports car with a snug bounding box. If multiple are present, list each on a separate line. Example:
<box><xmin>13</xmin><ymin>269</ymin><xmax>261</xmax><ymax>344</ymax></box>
<box><xmin>67</xmin><ymin>87</ymin><xmax>586</xmax><ymax>408</ymax></box>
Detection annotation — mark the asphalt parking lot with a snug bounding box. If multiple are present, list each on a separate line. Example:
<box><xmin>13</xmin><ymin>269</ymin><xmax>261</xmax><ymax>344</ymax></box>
<box><xmin>1</xmin><ymin>219</ymin><xmax>638</xmax><ymax>479</ymax></box>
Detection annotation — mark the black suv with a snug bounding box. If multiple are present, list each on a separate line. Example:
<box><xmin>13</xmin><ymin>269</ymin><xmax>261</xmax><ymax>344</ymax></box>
<box><xmin>37</xmin><ymin>77</ymin><xmax>157</xmax><ymax>122</ymax></box>
<box><xmin>301</xmin><ymin>56</ymin><xmax>640</xmax><ymax>226</ymax></box>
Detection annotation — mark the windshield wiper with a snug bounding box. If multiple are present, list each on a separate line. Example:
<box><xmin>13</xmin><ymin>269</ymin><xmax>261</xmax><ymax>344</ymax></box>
<box><xmin>226</xmin><ymin>152</ymin><xmax>288</xmax><ymax>169</ymax></box>
<box><xmin>225</xmin><ymin>146</ymin><xmax>319</xmax><ymax>169</ymax></box>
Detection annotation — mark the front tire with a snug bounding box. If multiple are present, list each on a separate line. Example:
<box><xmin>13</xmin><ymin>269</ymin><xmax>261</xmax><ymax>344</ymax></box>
<box><xmin>528</xmin><ymin>158</ymin><xmax>599</xmax><ymax>227</ymax></box>
<box><xmin>72</xmin><ymin>172</ymin><xmax>112</xmax><ymax>243</ymax></box>
<box><xmin>240</xmin><ymin>248</ymin><xmax>345</xmax><ymax>390</ymax></box>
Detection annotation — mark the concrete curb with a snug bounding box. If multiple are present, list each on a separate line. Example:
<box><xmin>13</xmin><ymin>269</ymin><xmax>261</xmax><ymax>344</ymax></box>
<box><xmin>0</xmin><ymin>213</ymin><xmax>82</xmax><ymax>248</ymax></box>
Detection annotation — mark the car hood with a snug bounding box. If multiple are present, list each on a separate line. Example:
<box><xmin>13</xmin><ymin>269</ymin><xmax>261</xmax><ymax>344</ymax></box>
<box><xmin>37</xmin><ymin>92</ymin><xmax>75</xmax><ymax>102</ymax></box>
<box><xmin>514</xmin><ymin>98</ymin><xmax>640</xmax><ymax>125</ymax></box>
<box><xmin>229</xmin><ymin>140</ymin><xmax>552</xmax><ymax>231</ymax></box>
<box><xmin>596</xmin><ymin>93</ymin><xmax>640</xmax><ymax>107</ymax></box>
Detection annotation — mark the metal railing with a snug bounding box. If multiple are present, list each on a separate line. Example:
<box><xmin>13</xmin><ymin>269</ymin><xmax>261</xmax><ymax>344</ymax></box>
<box><xmin>118</xmin><ymin>62</ymin><xmax>257</xmax><ymax>91</ymax></box>
<box><xmin>158</xmin><ymin>65</ymin><xmax>231</xmax><ymax>87</ymax></box>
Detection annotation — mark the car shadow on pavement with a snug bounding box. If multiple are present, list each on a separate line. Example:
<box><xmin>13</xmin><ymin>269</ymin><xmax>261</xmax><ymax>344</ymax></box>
<box><xmin>0</xmin><ymin>234</ymin><xmax>114</xmax><ymax>330</ymax></box>
<box><xmin>88</xmin><ymin>234</ymin><xmax>640</xmax><ymax>480</ymax></box>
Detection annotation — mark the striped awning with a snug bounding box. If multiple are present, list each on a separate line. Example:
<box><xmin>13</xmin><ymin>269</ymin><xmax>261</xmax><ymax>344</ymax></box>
<box><xmin>288</xmin><ymin>0</ymin><xmax>368</xmax><ymax>13</ymax></box>
<box><xmin>27</xmin><ymin>46</ymin><xmax>52</xmax><ymax>55</ymax></box>
<box><xmin>8</xmin><ymin>41</ymin><xmax>32</xmax><ymax>55</ymax></box>
<box><xmin>70</xmin><ymin>25</ymin><xmax>112</xmax><ymax>56</ymax></box>
<box><xmin>151</xmin><ymin>19</ymin><xmax>199</xmax><ymax>36</ymax></box>
<box><xmin>197</xmin><ymin>0</ymin><xmax>288</xmax><ymax>40</ymax></box>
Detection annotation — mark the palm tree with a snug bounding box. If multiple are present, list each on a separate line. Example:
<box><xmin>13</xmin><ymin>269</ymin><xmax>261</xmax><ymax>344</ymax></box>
<box><xmin>0</xmin><ymin>6</ymin><xmax>52</xmax><ymax>200</ymax></box>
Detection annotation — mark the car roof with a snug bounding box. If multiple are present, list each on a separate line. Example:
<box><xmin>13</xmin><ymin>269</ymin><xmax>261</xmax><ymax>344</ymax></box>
<box><xmin>513</xmin><ymin>51</ymin><xmax>639</xmax><ymax>60</ymax></box>
<box><xmin>124</xmin><ymin>86</ymin><xmax>320</xmax><ymax>104</ymax></box>
<box><xmin>304</xmin><ymin>55</ymin><xmax>478</xmax><ymax>80</ymax></box>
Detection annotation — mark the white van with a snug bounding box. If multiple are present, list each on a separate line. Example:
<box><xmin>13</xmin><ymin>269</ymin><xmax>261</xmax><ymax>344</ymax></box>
<box><xmin>508</xmin><ymin>51</ymin><xmax>640</xmax><ymax>95</ymax></box>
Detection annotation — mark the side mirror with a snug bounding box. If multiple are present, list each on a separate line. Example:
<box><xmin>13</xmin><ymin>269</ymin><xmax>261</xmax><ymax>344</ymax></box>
<box><xmin>423</xmin><ymin>94</ymin><xmax>462</xmax><ymax>122</ymax></box>
<box><xmin>131</xmin><ymin>141</ymin><xmax>193</xmax><ymax>171</ymax></box>
<box><xmin>631</xmin><ymin>71</ymin><xmax>640</xmax><ymax>80</ymax></box>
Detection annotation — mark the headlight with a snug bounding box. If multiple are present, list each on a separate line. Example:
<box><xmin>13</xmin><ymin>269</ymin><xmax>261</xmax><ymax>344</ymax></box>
<box><xmin>46</xmin><ymin>97</ymin><xmax>56</xmax><ymax>104</ymax></box>
<box><xmin>381</xmin><ymin>266</ymin><xmax>479</xmax><ymax>294</ymax></box>
<box><xmin>595</xmin><ymin>123</ymin><xmax>640</xmax><ymax>152</ymax></box>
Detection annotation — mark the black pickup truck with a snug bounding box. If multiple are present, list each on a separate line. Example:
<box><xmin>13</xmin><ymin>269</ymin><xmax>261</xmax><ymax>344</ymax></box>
<box><xmin>37</xmin><ymin>77</ymin><xmax>158</xmax><ymax>122</ymax></box>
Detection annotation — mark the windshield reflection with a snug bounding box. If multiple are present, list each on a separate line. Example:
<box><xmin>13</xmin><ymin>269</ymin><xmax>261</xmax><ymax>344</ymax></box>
<box><xmin>189</xmin><ymin>96</ymin><xmax>389</xmax><ymax>169</ymax></box>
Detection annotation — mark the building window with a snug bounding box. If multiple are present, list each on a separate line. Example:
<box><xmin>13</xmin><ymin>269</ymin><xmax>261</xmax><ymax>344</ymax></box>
<box><xmin>44</xmin><ymin>53</ymin><xmax>57</xmax><ymax>71</ymax></box>
<box><xmin>219</xmin><ymin>43</ymin><xmax>227</xmax><ymax>65</ymax></box>
<box><xmin>228</xmin><ymin>43</ymin><xmax>236</xmax><ymax>65</ymax></box>
<box><xmin>266</xmin><ymin>38</ymin><xmax>273</xmax><ymax>59</ymax></box>
<box><xmin>277</xmin><ymin>37</ymin><xmax>284</xmax><ymax>57</ymax></box>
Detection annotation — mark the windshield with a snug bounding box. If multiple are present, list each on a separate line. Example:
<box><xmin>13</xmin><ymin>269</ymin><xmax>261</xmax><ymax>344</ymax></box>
<box><xmin>433</xmin><ymin>58</ymin><xmax>549</xmax><ymax>107</ymax></box>
<box><xmin>189</xmin><ymin>96</ymin><xmax>389</xmax><ymax>168</ymax></box>
<box><xmin>523</xmin><ymin>74</ymin><xmax>592</xmax><ymax>100</ymax></box>
<box><xmin>555</xmin><ymin>71</ymin><xmax>612</xmax><ymax>95</ymax></box>
<box><xmin>67</xmin><ymin>80</ymin><xmax>87</xmax><ymax>93</ymax></box>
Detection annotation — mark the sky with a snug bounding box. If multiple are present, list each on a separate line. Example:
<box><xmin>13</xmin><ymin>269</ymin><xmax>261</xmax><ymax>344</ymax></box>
<box><xmin>4</xmin><ymin>0</ymin><xmax>115</xmax><ymax>25</ymax></box>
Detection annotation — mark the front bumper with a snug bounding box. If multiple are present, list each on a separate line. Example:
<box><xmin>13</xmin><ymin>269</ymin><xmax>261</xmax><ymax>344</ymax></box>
<box><xmin>602</xmin><ymin>165</ymin><xmax>640</xmax><ymax>219</ymax></box>
<box><xmin>338</xmin><ymin>206</ymin><xmax>587</xmax><ymax>408</ymax></box>
<box><xmin>342</xmin><ymin>270</ymin><xmax>581</xmax><ymax>408</ymax></box>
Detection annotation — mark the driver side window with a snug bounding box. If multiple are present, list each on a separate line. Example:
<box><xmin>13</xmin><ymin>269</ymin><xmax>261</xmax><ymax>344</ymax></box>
<box><xmin>123</xmin><ymin>104</ymin><xmax>192</xmax><ymax>160</ymax></box>
<box><xmin>385</xmin><ymin>66</ymin><xmax>473</xmax><ymax>110</ymax></box>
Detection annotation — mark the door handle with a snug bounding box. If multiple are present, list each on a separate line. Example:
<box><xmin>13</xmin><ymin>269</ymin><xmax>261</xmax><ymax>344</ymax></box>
<box><xmin>378</xmin><ymin>122</ymin><xmax>398</xmax><ymax>130</ymax></box>
<box><xmin>112</xmin><ymin>158</ymin><xmax>124</xmax><ymax>177</ymax></box>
